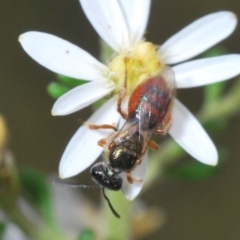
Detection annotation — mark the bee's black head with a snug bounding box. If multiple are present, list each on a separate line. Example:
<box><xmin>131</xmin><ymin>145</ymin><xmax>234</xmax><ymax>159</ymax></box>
<box><xmin>90</xmin><ymin>162</ymin><xmax>122</xmax><ymax>191</ymax></box>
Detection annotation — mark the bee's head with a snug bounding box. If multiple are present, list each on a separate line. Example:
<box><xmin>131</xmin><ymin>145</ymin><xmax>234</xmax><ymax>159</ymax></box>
<box><xmin>90</xmin><ymin>162</ymin><xmax>122</xmax><ymax>191</ymax></box>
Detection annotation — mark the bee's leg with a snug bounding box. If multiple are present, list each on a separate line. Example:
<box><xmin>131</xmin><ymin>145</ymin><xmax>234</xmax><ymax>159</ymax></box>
<box><xmin>117</xmin><ymin>88</ymin><xmax>128</xmax><ymax>120</ymax></box>
<box><xmin>117</xmin><ymin>57</ymin><xmax>131</xmax><ymax>120</ymax></box>
<box><xmin>97</xmin><ymin>138</ymin><xmax>107</xmax><ymax>147</ymax></box>
<box><xmin>96</xmin><ymin>132</ymin><xmax>116</xmax><ymax>148</ymax></box>
<box><xmin>148</xmin><ymin>140</ymin><xmax>159</xmax><ymax>150</ymax></box>
<box><xmin>154</xmin><ymin>126</ymin><xmax>169</xmax><ymax>135</ymax></box>
<box><xmin>126</xmin><ymin>172</ymin><xmax>143</xmax><ymax>184</ymax></box>
<box><xmin>154</xmin><ymin>112</ymin><xmax>172</xmax><ymax>135</ymax></box>
<box><xmin>126</xmin><ymin>156</ymin><xmax>145</xmax><ymax>183</ymax></box>
<box><xmin>85</xmin><ymin>123</ymin><xmax>118</xmax><ymax>131</ymax></box>
<box><xmin>126</xmin><ymin>158</ymin><xmax>143</xmax><ymax>183</ymax></box>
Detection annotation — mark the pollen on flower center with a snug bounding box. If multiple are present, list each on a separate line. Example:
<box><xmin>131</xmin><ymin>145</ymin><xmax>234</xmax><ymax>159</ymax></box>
<box><xmin>108</xmin><ymin>41</ymin><xmax>165</xmax><ymax>95</ymax></box>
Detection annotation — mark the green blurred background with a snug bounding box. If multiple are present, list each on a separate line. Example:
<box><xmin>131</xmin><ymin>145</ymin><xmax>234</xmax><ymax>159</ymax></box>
<box><xmin>0</xmin><ymin>0</ymin><xmax>240</xmax><ymax>239</ymax></box>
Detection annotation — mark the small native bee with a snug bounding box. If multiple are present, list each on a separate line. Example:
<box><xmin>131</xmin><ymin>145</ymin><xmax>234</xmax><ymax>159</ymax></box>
<box><xmin>57</xmin><ymin>67</ymin><xmax>175</xmax><ymax>218</ymax></box>
<box><xmin>90</xmin><ymin>67</ymin><xmax>175</xmax><ymax>194</ymax></box>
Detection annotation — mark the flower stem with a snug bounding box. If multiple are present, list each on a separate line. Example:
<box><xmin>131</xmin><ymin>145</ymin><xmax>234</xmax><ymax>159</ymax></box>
<box><xmin>104</xmin><ymin>190</ymin><xmax>132</xmax><ymax>240</ymax></box>
<box><xmin>2</xmin><ymin>200</ymin><xmax>66</xmax><ymax>240</ymax></box>
<box><xmin>5</xmin><ymin>203</ymin><xmax>36</xmax><ymax>237</ymax></box>
<box><xmin>200</xmin><ymin>78</ymin><xmax>240</xmax><ymax>122</ymax></box>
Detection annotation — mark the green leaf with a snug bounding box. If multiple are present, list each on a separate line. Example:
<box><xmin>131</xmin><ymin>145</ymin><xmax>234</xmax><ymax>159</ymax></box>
<box><xmin>57</xmin><ymin>75</ymin><xmax>87</xmax><ymax>88</ymax></box>
<box><xmin>47</xmin><ymin>75</ymin><xmax>88</xmax><ymax>99</ymax></box>
<box><xmin>202</xmin><ymin>46</ymin><xmax>228</xmax><ymax>58</ymax></box>
<box><xmin>202</xmin><ymin>46</ymin><xmax>229</xmax><ymax>105</ymax></box>
<box><xmin>0</xmin><ymin>222</ymin><xmax>6</xmax><ymax>238</ymax></box>
<box><xmin>203</xmin><ymin>81</ymin><xmax>227</xmax><ymax>105</ymax></box>
<box><xmin>19</xmin><ymin>168</ymin><xmax>55</xmax><ymax>225</ymax></box>
<box><xmin>167</xmin><ymin>155</ymin><xmax>226</xmax><ymax>181</ymax></box>
<box><xmin>92</xmin><ymin>98</ymin><xmax>108</xmax><ymax>111</ymax></box>
<box><xmin>203</xmin><ymin>119</ymin><xmax>227</xmax><ymax>134</ymax></box>
<box><xmin>77</xmin><ymin>229</ymin><xmax>95</xmax><ymax>240</ymax></box>
<box><xmin>168</xmin><ymin>162</ymin><xmax>218</xmax><ymax>181</ymax></box>
<box><xmin>47</xmin><ymin>82</ymin><xmax>70</xmax><ymax>99</ymax></box>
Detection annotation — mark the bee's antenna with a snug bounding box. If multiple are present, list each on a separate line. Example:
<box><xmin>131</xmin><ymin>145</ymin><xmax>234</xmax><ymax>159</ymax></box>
<box><xmin>53</xmin><ymin>182</ymin><xmax>120</xmax><ymax>218</ymax></box>
<box><xmin>53</xmin><ymin>182</ymin><xmax>99</xmax><ymax>189</ymax></box>
<box><xmin>102</xmin><ymin>188</ymin><xmax>120</xmax><ymax>219</ymax></box>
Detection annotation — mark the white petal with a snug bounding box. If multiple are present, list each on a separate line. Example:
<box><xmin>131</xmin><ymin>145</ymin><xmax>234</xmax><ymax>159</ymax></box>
<box><xmin>118</xmin><ymin>0</ymin><xmax>151</xmax><ymax>44</ymax></box>
<box><xmin>161</xmin><ymin>11</ymin><xmax>237</xmax><ymax>64</ymax></box>
<box><xmin>2</xmin><ymin>223</ymin><xmax>28</xmax><ymax>240</ymax></box>
<box><xmin>19</xmin><ymin>31</ymin><xmax>108</xmax><ymax>80</ymax></box>
<box><xmin>59</xmin><ymin>97</ymin><xmax>120</xmax><ymax>179</ymax></box>
<box><xmin>121</xmin><ymin>152</ymin><xmax>148</xmax><ymax>201</ymax></box>
<box><xmin>52</xmin><ymin>81</ymin><xmax>113</xmax><ymax>116</ymax></box>
<box><xmin>173</xmin><ymin>54</ymin><xmax>240</xmax><ymax>88</ymax></box>
<box><xmin>169</xmin><ymin>99</ymin><xmax>218</xmax><ymax>165</ymax></box>
<box><xmin>80</xmin><ymin>0</ymin><xmax>129</xmax><ymax>51</ymax></box>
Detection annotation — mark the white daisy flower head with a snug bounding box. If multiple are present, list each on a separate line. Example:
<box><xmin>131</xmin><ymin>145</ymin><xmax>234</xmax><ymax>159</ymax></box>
<box><xmin>19</xmin><ymin>0</ymin><xmax>240</xmax><ymax>200</ymax></box>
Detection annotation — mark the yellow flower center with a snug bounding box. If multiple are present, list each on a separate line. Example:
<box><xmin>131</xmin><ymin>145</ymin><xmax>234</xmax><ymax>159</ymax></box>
<box><xmin>108</xmin><ymin>41</ymin><xmax>164</xmax><ymax>96</ymax></box>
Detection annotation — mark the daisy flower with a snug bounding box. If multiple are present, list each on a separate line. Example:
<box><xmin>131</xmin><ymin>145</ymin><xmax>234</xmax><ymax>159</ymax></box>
<box><xmin>19</xmin><ymin>0</ymin><xmax>240</xmax><ymax>200</ymax></box>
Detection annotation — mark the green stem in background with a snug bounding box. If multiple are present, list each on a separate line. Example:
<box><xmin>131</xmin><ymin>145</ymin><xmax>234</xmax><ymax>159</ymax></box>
<box><xmin>200</xmin><ymin>79</ymin><xmax>240</xmax><ymax>122</ymax></box>
<box><xmin>104</xmin><ymin>190</ymin><xmax>132</xmax><ymax>240</ymax></box>
<box><xmin>11</xmin><ymin>206</ymin><xmax>66</xmax><ymax>240</ymax></box>
<box><xmin>4</xmin><ymin>203</ymin><xmax>36</xmax><ymax>237</ymax></box>
<box><xmin>144</xmin><ymin>141</ymin><xmax>184</xmax><ymax>189</ymax></box>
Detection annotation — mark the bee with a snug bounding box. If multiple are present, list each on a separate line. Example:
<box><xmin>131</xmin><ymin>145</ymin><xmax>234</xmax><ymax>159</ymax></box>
<box><xmin>89</xmin><ymin>66</ymin><xmax>176</xmax><ymax>192</ymax></box>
